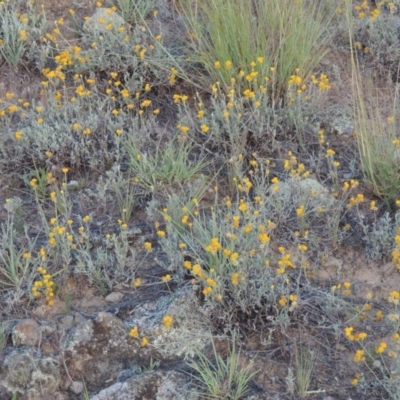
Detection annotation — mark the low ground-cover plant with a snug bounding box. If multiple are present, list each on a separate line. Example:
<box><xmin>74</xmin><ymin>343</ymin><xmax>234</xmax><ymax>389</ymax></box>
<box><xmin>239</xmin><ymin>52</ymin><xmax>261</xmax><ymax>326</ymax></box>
<box><xmin>0</xmin><ymin>0</ymin><xmax>46</xmax><ymax>70</ymax></box>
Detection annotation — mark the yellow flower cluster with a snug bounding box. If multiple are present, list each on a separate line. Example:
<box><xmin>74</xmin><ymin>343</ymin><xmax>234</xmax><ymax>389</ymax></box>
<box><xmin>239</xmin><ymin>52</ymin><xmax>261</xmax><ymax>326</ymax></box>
<box><xmin>344</xmin><ymin>326</ymin><xmax>368</xmax><ymax>341</ymax></box>
<box><xmin>205</xmin><ymin>237</ymin><xmax>222</xmax><ymax>255</ymax></box>
<box><xmin>311</xmin><ymin>73</ymin><xmax>331</xmax><ymax>91</ymax></box>
<box><xmin>331</xmin><ymin>281</ymin><xmax>352</xmax><ymax>296</ymax></box>
<box><xmin>354</xmin><ymin>349</ymin><xmax>366</xmax><ymax>362</ymax></box>
<box><xmin>278</xmin><ymin>293</ymin><xmax>298</xmax><ymax>307</ymax></box>
<box><xmin>32</xmin><ymin>267</ymin><xmax>55</xmax><ymax>305</ymax></box>
<box><xmin>163</xmin><ymin>315</ymin><xmax>173</xmax><ymax>330</ymax></box>
<box><xmin>354</xmin><ymin>0</ymin><xmax>382</xmax><ymax>22</ymax></box>
<box><xmin>347</xmin><ymin>193</ymin><xmax>365</xmax><ymax>209</ymax></box>
<box><xmin>388</xmin><ymin>290</ymin><xmax>400</xmax><ymax>305</ymax></box>
<box><xmin>376</xmin><ymin>342</ymin><xmax>387</xmax><ymax>354</ymax></box>
<box><xmin>236</xmin><ymin>177</ymin><xmax>253</xmax><ymax>194</ymax></box>
<box><xmin>392</xmin><ymin>230</ymin><xmax>400</xmax><ymax>270</ymax></box>
<box><xmin>129</xmin><ymin>326</ymin><xmax>148</xmax><ymax>347</ymax></box>
<box><xmin>282</xmin><ymin>151</ymin><xmax>309</xmax><ymax>179</ymax></box>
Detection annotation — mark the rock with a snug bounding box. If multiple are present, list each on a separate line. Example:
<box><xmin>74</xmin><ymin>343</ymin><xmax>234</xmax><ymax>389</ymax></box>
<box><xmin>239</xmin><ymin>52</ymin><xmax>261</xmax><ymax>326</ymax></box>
<box><xmin>126</xmin><ymin>285</ymin><xmax>211</xmax><ymax>360</ymax></box>
<box><xmin>83</xmin><ymin>8</ymin><xmax>126</xmax><ymax>35</ymax></box>
<box><xmin>67</xmin><ymin>180</ymin><xmax>79</xmax><ymax>189</ymax></box>
<box><xmin>276</xmin><ymin>178</ymin><xmax>337</xmax><ymax>210</ymax></box>
<box><xmin>105</xmin><ymin>291</ymin><xmax>124</xmax><ymax>303</ymax></box>
<box><xmin>12</xmin><ymin>319</ymin><xmax>40</xmax><ymax>347</ymax></box>
<box><xmin>0</xmin><ymin>348</ymin><xmax>60</xmax><ymax>399</ymax></box>
<box><xmin>63</xmin><ymin>312</ymin><xmax>133</xmax><ymax>387</ymax></box>
<box><xmin>62</xmin><ymin>286</ymin><xmax>211</xmax><ymax>391</ymax></box>
<box><xmin>324</xmin><ymin>256</ymin><xmax>343</xmax><ymax>270</ymax></box>
<box><xmin>69</xmin><ymin>380</ymin><xmax>84</xmax><ymax>394</ymax></box>
<box><xmin>90</xmin><ymin>370</ymin><xmax>196</xmax><ymax>400</ymax></box>
<box><xmin>58</xmin><ymin>315</ymin><xmax>74</xmax><ymax>331</ymax></box>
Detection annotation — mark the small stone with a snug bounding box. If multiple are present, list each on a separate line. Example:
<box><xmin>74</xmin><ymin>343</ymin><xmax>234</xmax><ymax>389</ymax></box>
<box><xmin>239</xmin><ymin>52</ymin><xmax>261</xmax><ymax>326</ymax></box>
<box><xmin>67</xmin><ymin>180</ymin><xmax>79</xmax><ymax>188</ymax></box>
<box><xmin>70</xmin><ymin>380</ymin><xmax>84</xmax><ymax>394</ymax></box>
<box><xmin>12</xmin><ymin>319</ymin><xmax>40</xmax><ymax>346</ymax></box>
<box><xmin>58</xmin><ymin>315</ymin><xmax>74</xmax><ymax>331</ymax></box>
<box><xmin>382</xmin><ymin>262</ymin><xmax>395</xmax><ymax>276</ymax></box>
<box><xmin>105</xmin><ymin>292</ymin><xmax>124</xmax><ymax>303</ymax></box>
<box><xmin>73</xmin><ymin>312</ymin><xmax>87</xmax><ymax>325</ymax></box>
<box><xmin>324</xmin><ymin>256</ymin><xmax>343</xmax><ymax>270</ymax></box>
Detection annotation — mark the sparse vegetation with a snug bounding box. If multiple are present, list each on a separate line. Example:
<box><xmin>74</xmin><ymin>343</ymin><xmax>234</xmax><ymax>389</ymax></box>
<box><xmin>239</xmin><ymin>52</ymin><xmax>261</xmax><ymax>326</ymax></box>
<box><xmin>2</xmin><ymin>0</ymin><xmax>400</xmax><ymax>398</ymax></box>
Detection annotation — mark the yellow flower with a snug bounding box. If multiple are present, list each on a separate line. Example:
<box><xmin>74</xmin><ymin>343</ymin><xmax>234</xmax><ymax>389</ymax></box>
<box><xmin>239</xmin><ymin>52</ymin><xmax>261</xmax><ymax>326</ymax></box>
<box><xmin>19</xmin><ymin>30</ymin><xmax>28</xmax><ymax>41</ymax></box>
<box><xmin>163</xmin><ymin>315</ymin><xmax>173</xmax><ymax>330</ymax></box>
<box><xmin>141</xmin><ymin>99</ymin><xmax>151</xmax><ymax>108</ymax></box>
<box><xmin>238</xmin><ymin>200</ymin><xmax>247</xmax><ymax>212</ymax></box>
<box><xmin>177</xmin><ymin>124</ymin><xmax>190</xmax><ymax>134</ymax></box>
<box><xmin>279</xmin><ymin>296</ymin><xmax>287</xmax><ymax>306</ymax></box>
<box><xmin>243</xmin><ymin>223</ymin><xmax>253</xmax><ymax>234</ymax></box>
<box><xmin>231</xmin><ymin>272</ymin><xmax>239</xmax><ymax>285</ymax></box>
<box><xmin>206</xmin><ymin>278</ymin><xmax>217</xmax><ymax>287</ymax></box>
<box><xmin>232</xmin><ymin>215</ymin><xmax>240</xmax><ymax>228</ymax></box>
<box><xmin>326</xmin><ymin>148</ymin><xmax>335</xmax><ymax>157</ymax></box>
<box><xmin>205</xmin><ymin>237</ymin><xmax>222</xmax><ymax>254</ymax></box>
<box><xmin>15</xmin><ymin>131</ymin><xmax>23</xmax><ymax>140</ymax></box>
<box><xmin>376</xmin><ymin>342</ymin><xmax>387</xmax><ymax>354</ymax></box>
<box><xmin>133</xmin><ymin>278</ymin><xmax>141</xmax><ymax>288</ymax></box>
<box><xmin>230</xmin><ymin>252</ymin><xmax>239</xmax><ymax>265</ymax></box>
<box><xmin>354</xmin><ymin>349</ymin><xmax>366</xmax><ymax>362</ymax></box>
<box><xmin>144</xmin><ymin>242</ymin><xmax>152</xmax><ymax>253</ymax></box>
<box><xmin>162</xmin><ymin>274</ymin><xmax>171</xmax><ymax>282</ymax></box>
<box><xmin>141</xmin><ymin>337</ymin><xmax>148</xmax><ymax>346</ymax></box>
<box><xmin>203</xmin><ymin>286</ymin><xmax>212</xmax><ymax>296</ymax></box>
<box><xmin>129</xmin><ymin>327</ymin><xmax>139</xmax><ymax>338</ymax></box>
<box><xmin>357</xmin><ymin>332</ymin><xmax>367</xmax><ymax>340</ymax></box>
<box><xmin>30</xmin><ymin>178</ymin><xmax>38</xmax><ymax>188</ymax></box>
<box><xmin>83</xmin><ymin>215</ymin><xmax>90</xmax><ymax>223</ymax></box>
<box><xmin>200</xmin><ymin>124</ymin><xmax>210</xmax><ymax>133</ymax></box>
<box><xmin>296</xmin><ymin>206</ymin><xmax>305</xmax><ymax>217</ymax></box>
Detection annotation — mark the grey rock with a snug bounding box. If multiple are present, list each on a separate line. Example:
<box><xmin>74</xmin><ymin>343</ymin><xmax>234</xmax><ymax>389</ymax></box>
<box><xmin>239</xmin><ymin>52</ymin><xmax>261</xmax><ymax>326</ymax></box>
<box><xmin>276</xmin><ymin>178</ymin><xmax>337</xmax><ymax>209</ymax></box>
<box><xmin>58</xmin><ymin>315</ymin><xmax>74</xmax><ymax>331</ymax></box>
<box><xmin>324</xmin><ymin>256</ymin><xmax>343</xmax><ymax>270</ymax></box>
<box><xmin>90</xmin><ymin>370</ymin><xmax>196</xmax><ymax>400</ymax></box>
<box><xmin>12</xmin><ymin>319</ymin><xmax>40</xmax><ymax>347</ymax></box>
<box><xmin>69</xmin><ymin>380</ymin><xmax>84</xmax><ymax>394</ymax></box>
<box><xmin>105</xmin><ymin>291</ymin><xmax>124</xmax><ymax>303</ymax></box>
<box><xmin>0</xmin><ymin>348</ymin><xmax>60</xmax><ymax>398</ymax></box>
<box><xmin>83</xmin><ymin>8</ymin><xmax>126</xmax><ymax>35</ymax></box>
<box><xmin>61</xmin><ymin>286</ymin><xmax>211</xmax><ymax>391</ymax></box>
